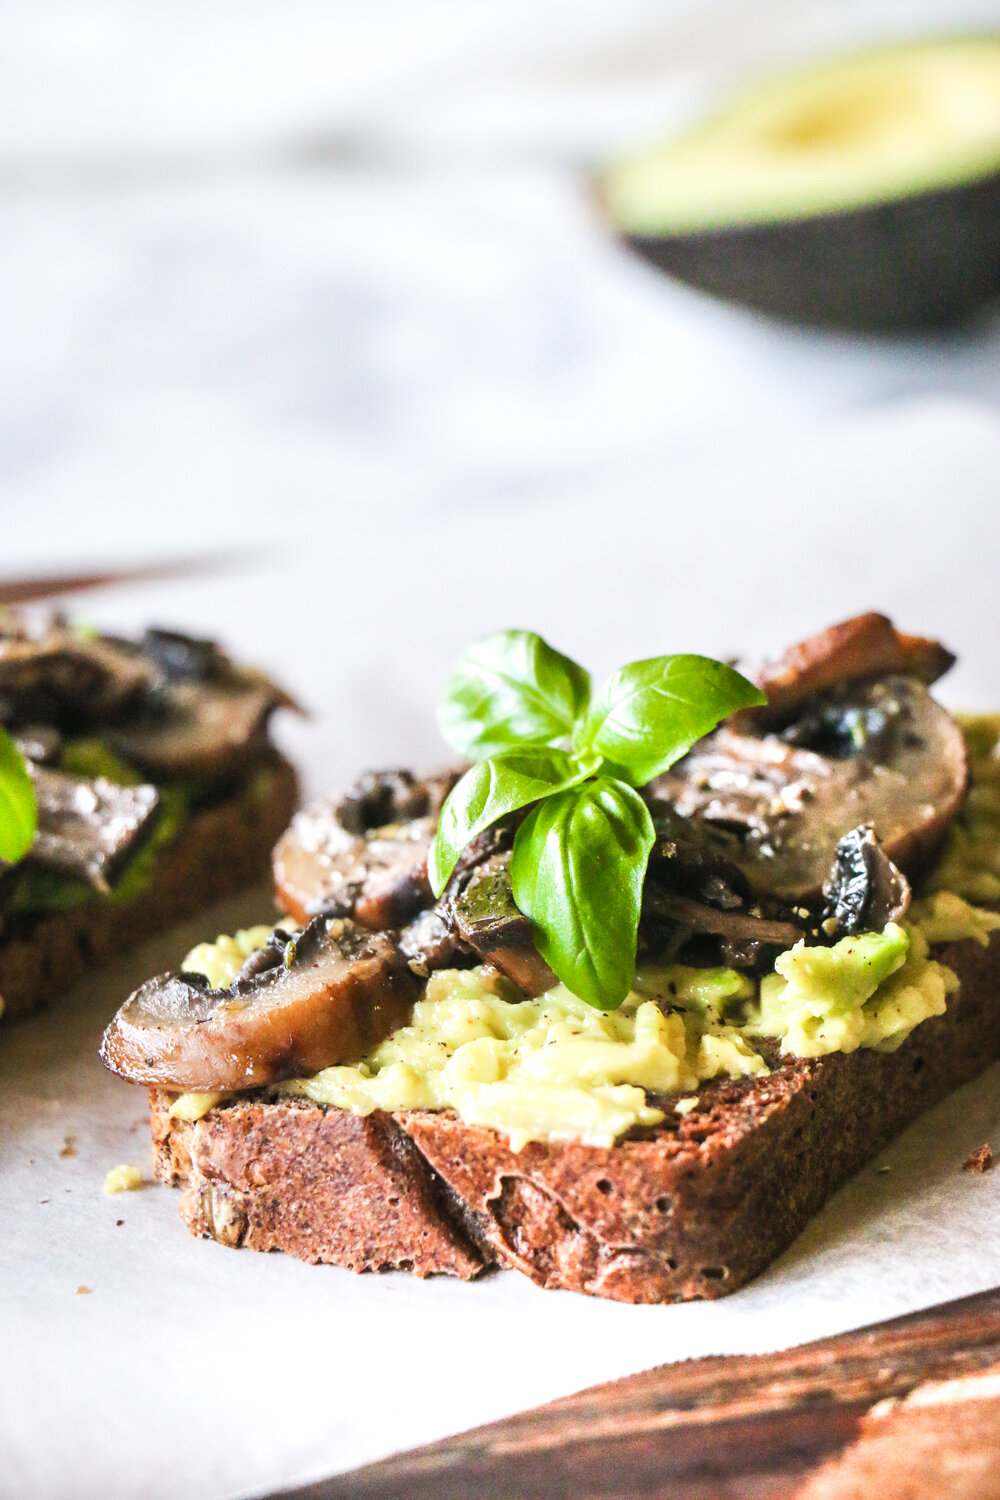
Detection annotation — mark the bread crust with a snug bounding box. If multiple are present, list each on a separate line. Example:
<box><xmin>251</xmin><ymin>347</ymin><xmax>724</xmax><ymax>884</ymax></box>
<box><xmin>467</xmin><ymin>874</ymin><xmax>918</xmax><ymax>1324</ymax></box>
<box><xmin>149</xmin><ymin>932</ymin><xmax>1000</xmax><ymax>1303</ymax></box>
<box><xmin>0</xmin><ymin>755</ymin><xmax>298</xmax><ymax>1022</ymax></box>
<box><xmin>154</xmin><ymin>1095</ymin><xmax>485</xmax><ymax>1279</ymax></box>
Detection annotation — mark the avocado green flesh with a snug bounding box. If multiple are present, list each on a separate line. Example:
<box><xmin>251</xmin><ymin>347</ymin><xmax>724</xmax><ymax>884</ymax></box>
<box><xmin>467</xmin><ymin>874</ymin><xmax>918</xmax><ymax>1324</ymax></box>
<box><xmin>604</xmin><ymin>38</ymin><xmax>1000</xmax><ymax>234</ymax></box>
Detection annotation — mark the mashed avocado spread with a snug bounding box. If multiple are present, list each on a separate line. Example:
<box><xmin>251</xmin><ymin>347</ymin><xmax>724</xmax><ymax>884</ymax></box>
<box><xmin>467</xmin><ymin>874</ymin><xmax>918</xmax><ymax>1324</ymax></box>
<box><xmin>174</xmin><ymin>893</ymin><xmax>997</xmax><ymax>1148</ymax></box>
<box><xmin>929</xmin><ymin>714</ymin><xmax>1000</xmax><ymax>903</ymax></box>
<box><xmin>170</xmin><ymin>718</ymin><xmax>1000</xmax><ymax>1150</ymax></box>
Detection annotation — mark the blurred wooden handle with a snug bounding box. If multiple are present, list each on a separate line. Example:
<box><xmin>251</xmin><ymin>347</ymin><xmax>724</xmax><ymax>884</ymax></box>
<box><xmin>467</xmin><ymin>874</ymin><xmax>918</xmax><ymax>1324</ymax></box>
<box><xmin>275</xmin><ymin>1283</ymin><xmax>1000</xmax><ymax>1499</ymax></box>
<box><xmin>0</xmin><ymin>551</ymin><xmax>259</xmax><ymax>607</ymax></box>
<box><xmin>0</xmin><ymin>570</ymin><xmax>147</xmax><ymax>605</ymax></box>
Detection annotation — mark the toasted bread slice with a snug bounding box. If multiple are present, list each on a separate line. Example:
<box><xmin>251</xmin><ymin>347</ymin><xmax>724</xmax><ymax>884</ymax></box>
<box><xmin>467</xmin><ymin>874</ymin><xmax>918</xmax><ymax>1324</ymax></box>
<box><xmin>150</xmin><ymin>929</ymin><xmax>1000</xmax><ymax>1304</ymax></box>
<box><xmin>1</xmin><ymin>754</ymin><xmax>297</xmax><ymax>1022</ymax></box>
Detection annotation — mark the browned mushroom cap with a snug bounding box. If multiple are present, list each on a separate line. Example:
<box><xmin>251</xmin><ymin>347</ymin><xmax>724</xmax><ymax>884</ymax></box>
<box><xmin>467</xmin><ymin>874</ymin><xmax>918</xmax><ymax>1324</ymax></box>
<box><xmin>399</xmin><ymin>907</ymin><xmax>459</xmax><ymax>975</ymax></box>
<box><xmin>0</xmin><ymin>612</ymin><xmax>152</xmax><ymax>723</ymax></box>
<box><xmin>26</xmin><ymin>765</ymin><xmax>161</xmax><ymax>891</ymax></box>
<box><xmin>639</xmin><ymin>809</ymin><xmax>805</xmax><ymax>952</ymax></box>
<box><xmin>820</xmin><ymin>825</ymin><xmax>911</xmax><ymax>940</ymax></box>
<box><xmin>448</xmin><ymin>853</ymin><xmax>556</xmax><ymax>997</ymax></box>
<box><xmin>651</xmin><ymin>677</ymin><xmax>967</xmax><ymax>902</ymax></box>
<box><xmin>743</xmin><ymin>613</ymin><xmax>954</xmax><ymax>725</ymax></box>
<box><xmin>107</xmin><ymin>675</ymin><xmax>290</xmax><ymax>783</ymax></box>
<box><xmin>274</xmin><ymin>768</ymin><xmax>459</xmax><ymax>928</ymax></box>
<box><xmin>279</xmin><ymin>813</ymin><xmax>438</xmax><ymax>931</ymax></box>
<box><xmin>641</xmin><ymin>889</ymin><xmax>803</xmax><ymax>947</ymax></box>
<box><xmin>99</xmin><ymin>917</ymin><xmax>417</xmax><ymax>1091</ymax></box>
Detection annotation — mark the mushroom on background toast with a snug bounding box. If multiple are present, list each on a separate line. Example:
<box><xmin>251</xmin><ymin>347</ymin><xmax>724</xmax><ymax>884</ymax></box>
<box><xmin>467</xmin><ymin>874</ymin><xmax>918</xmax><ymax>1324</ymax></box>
<box><xmin>0</xmin><ymin>619</ymin><xmax>295</xmax><ymax>904</ymax></box>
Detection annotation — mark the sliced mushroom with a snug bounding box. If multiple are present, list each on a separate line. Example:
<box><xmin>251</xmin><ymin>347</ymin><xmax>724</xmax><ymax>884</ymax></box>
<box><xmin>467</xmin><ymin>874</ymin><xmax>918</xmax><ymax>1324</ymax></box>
<box><xmin>274</xmin><ymin>768</ymin><xmax>459</xmax><ymax>927</ymax></box>
<box><xmin>99</xmin><ymin>916</ymin><xmax>417</xmax><ymax>1091</ymax></box>
<box><xmin>337</xmin><ymin>768</ymin><xmax>436</xmax><ymax>835</ymax></box>
<box><xmin>448</xmin><ymin>852</ymin><xmax>556</xmax><ymax>997</ymax></box>
<box><xmin>13</xmin><ymin>766</ymin><xmax>161</xmax><ymax>892</ymax></box>
<box><xmin>741</xmin><ymin>613</ymin><xmax>954</xmax><ymax>727</ymax></box>
<box><xmin>399</xmin><ymin>907</ymin><xmax>459</xmax><ymax>975</ymax></box>
<box><xmin>139</xmin><ymin>626</ymin><xmax>235</xmax><ymax>684</ymax></box>
<box><xmin>12</xmin><ymin>725</ymin><xmax>62</xmax><ymax>765</ymax></box>
<box><xmin>818</xmin><ymin>825</ymin><xmax>910</xmax><ymax>940</ymax></box>
<box><xmin>641</xmin><ymin>889</ymin><xmax>803</xmax><ymax>948</ymax></box>
<box><xmin>0</xmin><ymin>609</ymin><xmax>296</xmax><ymax>784</ymax></box>
<box><xmin>638</xmin><ymin>814</ymin><xmax>805</xmax><ymax>964</ymax></box>
<box><xmin>649</xmin><ymin>677</ymin><xmax>967</xmax><ymax>903</ymax></box>
<box><xmin>354</xmin><ymin>818</ymin><xmax>439</xmax><ymax>929</ymax></box>
<box><xmin>0</xmin><ymin>612</ymin><xmax>152</xmax><ymax>726</ymax></box>
<box><xmin>106</xmin><ymin>676</ymin><xmax>289</xmax><ymax>783</ymax></box>
<box><xmin>645</xmin><ymin>809</ymin><xmax>754</xmax><ymax>908</ymax></box>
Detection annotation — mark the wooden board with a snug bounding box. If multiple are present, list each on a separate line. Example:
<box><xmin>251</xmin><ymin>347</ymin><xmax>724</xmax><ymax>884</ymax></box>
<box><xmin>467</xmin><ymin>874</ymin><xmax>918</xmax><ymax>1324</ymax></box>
<box><xmin>276</xmin><ymin>1284</ymin><xmax>1000</xmax><ymax>1499</ymax></box>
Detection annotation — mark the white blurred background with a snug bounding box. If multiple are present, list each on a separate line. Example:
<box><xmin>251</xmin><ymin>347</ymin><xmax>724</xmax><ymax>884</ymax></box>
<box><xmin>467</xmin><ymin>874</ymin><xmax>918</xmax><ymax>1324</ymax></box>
<box><xmin>3</xmin><ymin>0</ymin><xmax>1000</xmax><ymax>577</ymax></box>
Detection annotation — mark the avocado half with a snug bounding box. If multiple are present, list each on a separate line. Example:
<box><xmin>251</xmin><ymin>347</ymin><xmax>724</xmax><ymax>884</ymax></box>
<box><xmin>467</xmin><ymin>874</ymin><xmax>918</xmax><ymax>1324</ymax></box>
<box><xmin>599</xmin><ymin>37</ymin><xmax>1000</xmax><ymax>330</ymax></box>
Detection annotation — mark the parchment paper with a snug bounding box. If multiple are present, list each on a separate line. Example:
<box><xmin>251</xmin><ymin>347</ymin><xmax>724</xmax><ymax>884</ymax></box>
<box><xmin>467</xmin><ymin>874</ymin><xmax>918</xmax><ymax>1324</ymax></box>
<box><xmin>4</xmin><ymin>402</ymin><xmax>1000</xmax><ymax>1500</ymax></box>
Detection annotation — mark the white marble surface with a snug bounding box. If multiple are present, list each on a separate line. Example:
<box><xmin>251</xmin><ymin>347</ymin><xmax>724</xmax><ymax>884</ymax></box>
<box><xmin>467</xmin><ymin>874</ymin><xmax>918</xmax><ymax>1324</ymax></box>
<box><xmin>3</xmin><ymin>0</ymin><xmax>1000</xmax><ymax>575</ymax></box>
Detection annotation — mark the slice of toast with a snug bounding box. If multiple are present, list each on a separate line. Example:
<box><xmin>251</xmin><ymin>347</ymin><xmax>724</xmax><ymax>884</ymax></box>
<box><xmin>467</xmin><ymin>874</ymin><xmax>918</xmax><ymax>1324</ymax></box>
<box><xmin>150</xmin><ymin>929</ymin><xmax>1000</xmax><ymax>1304</ymax></box>
<box><xmin>1</xmin><ymin>754</ymin><xmax>297</xmax><ymax>1022</ymax></box>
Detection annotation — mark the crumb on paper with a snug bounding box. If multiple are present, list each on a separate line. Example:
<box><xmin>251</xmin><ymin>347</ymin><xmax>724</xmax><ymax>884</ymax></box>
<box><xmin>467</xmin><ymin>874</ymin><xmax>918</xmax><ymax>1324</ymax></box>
<box><xmin>963</xmin><ymin>1143</ymin><xmax>994</xmax><ymax>1174</ymax></box>
<box><xmin>75</xmin><ymin>1286</ymin><xmax>92</xmax><ymax>1296</ymax></box>
<box><xmin>60</xmin><ymin>1136</ymin><xmax>76</xmax><ymax>1158</ymax></box>
<box><xmin>116</xmin><ymin>1219</ymin><xmax>124</xmax><ymax>1227</ymax></box>
<box><xmin>104</xmin><ymin>1164</ymin><xmax>144</xmax><ymax>1195</ymax></box>
<box><xmin>675</xmin><ymin>1096</ymin><xmax>699</xmax><ymax>1116</ymax></box>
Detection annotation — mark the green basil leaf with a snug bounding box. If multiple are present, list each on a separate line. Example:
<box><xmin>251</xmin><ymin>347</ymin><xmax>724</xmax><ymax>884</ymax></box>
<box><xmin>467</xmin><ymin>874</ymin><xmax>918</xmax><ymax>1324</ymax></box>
<box><xmin>429</xmin><ymin>747</ymin><xmax>585</xmax><ymax>897</ymax></box>
<box><xmin>438</xmin><ymin>630</ymin><xmax>591</xmax><ymax>760</ymax></box>
<box><xmin>575</xmin><ymin>654</ymin><xmax>765</xmax><ymax>785</ymax></box>
<box><xmin>0</xmin><ymin>730</ymin><xmax>37</xmax><ymax>864</ymax></box>
<box><xmin>510</xmin><ymin>777</ymin><xmax>654</xmax><ymax>1011</ymax></box>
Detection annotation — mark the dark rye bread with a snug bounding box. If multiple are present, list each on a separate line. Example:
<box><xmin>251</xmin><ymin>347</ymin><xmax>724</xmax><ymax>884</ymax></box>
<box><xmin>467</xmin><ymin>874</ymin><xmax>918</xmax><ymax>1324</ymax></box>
<box><xmin>150</xmin><ymin>931</ymin><xmax>1000</xmax><ymax>1304</ymax></box>
<box><xmin>1</xmin><ymin>755</ymin><xmax>298</xmax><ymax>1023</ymax></box>
<box><xmin>152</xmin><ymin>1094</ymin><xmax>485</xmax><ymax>1279</ymax></box>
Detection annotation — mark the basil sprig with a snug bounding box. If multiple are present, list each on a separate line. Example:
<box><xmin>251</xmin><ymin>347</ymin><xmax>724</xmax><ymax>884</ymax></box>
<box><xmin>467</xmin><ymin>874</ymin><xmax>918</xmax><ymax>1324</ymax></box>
<box><xmin>0</xmin><ymin>729</ymin><xmax>37</xmax><ymax>864</ymax></box>
<box><xmin>430</xmin><ymin>630</ymin><xmax>765</xmax><ymax>1011</ymax></box>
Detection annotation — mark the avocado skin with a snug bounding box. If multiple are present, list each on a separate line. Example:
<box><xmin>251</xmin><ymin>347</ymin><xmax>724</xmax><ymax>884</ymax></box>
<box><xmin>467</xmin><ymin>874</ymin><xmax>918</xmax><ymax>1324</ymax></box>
<box><xmin>622</xmin><ymin>171</ymin><xmax>1000</xmax><ymax>330</ymax></box>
